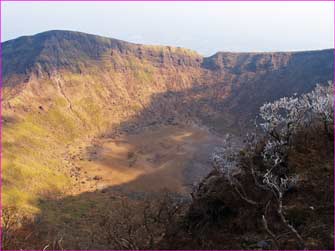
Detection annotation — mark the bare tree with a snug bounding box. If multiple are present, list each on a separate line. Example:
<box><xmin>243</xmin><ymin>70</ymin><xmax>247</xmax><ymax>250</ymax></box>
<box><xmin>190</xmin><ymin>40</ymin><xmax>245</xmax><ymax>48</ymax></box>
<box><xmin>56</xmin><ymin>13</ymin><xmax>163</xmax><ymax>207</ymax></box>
<box><xmin>96</xmin><ymin>192</ymin><xmax>185</xmax><ymax>249</ymax></box>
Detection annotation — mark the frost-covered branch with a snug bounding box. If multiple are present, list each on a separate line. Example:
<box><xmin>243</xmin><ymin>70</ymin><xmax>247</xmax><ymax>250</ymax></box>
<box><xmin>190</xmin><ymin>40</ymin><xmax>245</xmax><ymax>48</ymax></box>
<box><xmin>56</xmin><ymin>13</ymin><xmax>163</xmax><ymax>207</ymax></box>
<box><xmin>257</xmin><ymin>82</ymin><xmax>335</xmax><ymax>249</ymax></box>
<box><xmin>211</xmin><ymin>134</ymin><xmax>241</xmax><ymax>179</ymax></box>
<box><xmin>208</xmin><ymin>82</ymin><xmax>333</xmax><ymax>249</ymax></box>
<box><xmin>211</xmin><ymin>134</ymin><xmax>258</xmax><ymax>205</ymax></box>
<box><xmin>260</xmin><ymin>82</ymin><xmax>334</xmax><ymax>141</ymax></box>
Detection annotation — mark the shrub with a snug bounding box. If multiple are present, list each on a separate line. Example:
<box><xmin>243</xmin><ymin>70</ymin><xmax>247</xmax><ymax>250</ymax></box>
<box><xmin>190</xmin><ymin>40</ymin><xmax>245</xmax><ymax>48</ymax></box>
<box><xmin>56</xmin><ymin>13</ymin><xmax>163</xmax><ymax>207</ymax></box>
<box><xmin>209</xmin><ymin>81</ymin><xmax>334</xmax><ymax>249</ymax></box>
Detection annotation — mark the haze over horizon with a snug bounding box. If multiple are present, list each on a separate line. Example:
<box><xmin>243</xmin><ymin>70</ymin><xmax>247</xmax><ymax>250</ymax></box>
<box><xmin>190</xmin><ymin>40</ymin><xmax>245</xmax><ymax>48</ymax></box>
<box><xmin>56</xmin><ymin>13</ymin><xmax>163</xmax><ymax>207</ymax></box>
<box><xmin>2</xmin><ymin>1</ymin><xmax>334</xmax><ymax>56</ymax></box>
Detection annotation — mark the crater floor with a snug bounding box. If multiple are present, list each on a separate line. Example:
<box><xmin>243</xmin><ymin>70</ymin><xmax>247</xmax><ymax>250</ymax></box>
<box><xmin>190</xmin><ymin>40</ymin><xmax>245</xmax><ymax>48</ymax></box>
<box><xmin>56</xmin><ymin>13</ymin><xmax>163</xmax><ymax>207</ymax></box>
<box><xmin>68</xmin><ymin>125</ymin><xmax>222</xmax><ymax>197</ymax></box>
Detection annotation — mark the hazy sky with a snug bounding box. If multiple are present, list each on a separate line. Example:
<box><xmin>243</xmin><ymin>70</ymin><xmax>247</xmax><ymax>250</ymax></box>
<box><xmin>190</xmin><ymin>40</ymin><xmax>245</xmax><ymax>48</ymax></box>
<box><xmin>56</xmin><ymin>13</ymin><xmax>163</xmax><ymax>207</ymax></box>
<box><xmin>2</xmin><ymin>1</ymin><xmax>334</xmax><ymax>56</ymax></box>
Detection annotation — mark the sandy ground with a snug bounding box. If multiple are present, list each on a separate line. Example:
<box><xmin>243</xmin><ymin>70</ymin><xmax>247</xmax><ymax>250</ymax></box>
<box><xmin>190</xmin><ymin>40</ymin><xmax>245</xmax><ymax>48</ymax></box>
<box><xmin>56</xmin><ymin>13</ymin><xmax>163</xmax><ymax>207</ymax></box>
<box><xmin>69</xmin><ymin>125</ymin><xmax>222</xmax><ymax>196</ymax></box>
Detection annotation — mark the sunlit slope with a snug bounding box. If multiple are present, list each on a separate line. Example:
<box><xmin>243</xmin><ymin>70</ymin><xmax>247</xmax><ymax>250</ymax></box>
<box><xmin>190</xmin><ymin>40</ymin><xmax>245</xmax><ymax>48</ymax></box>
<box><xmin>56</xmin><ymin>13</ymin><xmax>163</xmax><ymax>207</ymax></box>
<box><xmin>2</xmin><ymin>31</ymin><xmax>203</xmax><ymax>211</ymax></box>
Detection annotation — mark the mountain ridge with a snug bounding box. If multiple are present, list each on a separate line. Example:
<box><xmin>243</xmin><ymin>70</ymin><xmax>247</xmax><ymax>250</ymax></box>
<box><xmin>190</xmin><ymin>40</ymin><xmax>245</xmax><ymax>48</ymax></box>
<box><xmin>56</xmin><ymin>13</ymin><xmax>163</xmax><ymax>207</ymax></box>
<box><xmin>3</xmin><ymin>30</ymin><xmax>333</xmax><ymax>81</ymax></box>
<box><xmin>2</xmin><ymin>29</ymin><xmax>333</xmax><ymax>216</ymax></box>
<box><xmin>3</xmin><ymin>29</ymin><xmax>333</xmax><ymax>55</ymax></box>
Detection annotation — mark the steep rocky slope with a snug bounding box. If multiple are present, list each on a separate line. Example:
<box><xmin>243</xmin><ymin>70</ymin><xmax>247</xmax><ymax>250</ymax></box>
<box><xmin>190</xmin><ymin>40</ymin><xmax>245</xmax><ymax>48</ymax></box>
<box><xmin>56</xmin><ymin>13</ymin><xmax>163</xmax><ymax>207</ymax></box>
<box><xmin>2</xmin><ymin>30</ymin><xmax>333</xmax><ymax>216</ymax></box>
